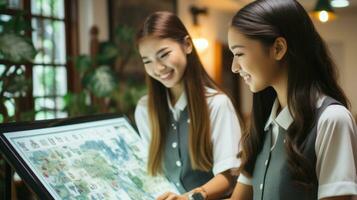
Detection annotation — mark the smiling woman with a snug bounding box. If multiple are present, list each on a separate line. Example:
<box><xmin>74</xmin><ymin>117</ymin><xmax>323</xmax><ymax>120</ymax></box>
<box><xmin>134</xmin><ymin>11</ymin><xmax>243</xmax><ymax>200</ymax></box>
<box><xmin>228</xmin><ymin>0</ymin><xmax>357</xmax><ymax>200</ymax></box>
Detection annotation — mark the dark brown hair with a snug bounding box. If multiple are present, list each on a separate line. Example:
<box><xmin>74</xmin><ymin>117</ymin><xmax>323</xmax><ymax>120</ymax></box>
<box><xmin>231</xmin><ymin>0</ymin><xmax>349</xmax><ymax>185</ymax></box>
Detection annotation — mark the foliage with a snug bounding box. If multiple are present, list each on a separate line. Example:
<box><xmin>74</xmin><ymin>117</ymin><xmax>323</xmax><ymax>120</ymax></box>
<box><xmin>0</xmin><ymin>1</ymin><xmax>37</xmax><ymax>196</ymax></box>
<box><xmin>64</xmin><ymin>25</ymin><xmax>146</xmax><ymax>120</ymax></box>
<box><xmin>0</xmin><ymin>7</ymin><xmax>37</xmax><ymax>123</ymax></box>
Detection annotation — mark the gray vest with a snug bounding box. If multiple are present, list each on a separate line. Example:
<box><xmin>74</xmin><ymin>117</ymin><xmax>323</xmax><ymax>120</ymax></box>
<box><xmin>163</xmin><ymin>107</ymin><xmax>214</xmax><ymax>194</ymax></box>
<box><xmin>252</xmin><ymin>97</ymin><xmax>341</xmax><ymax>200</ymax></box>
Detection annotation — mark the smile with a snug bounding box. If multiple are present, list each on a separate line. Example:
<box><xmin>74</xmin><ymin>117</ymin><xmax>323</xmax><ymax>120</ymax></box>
<box><xmin>159</xmin><ymin>70</ymin><xmax>174</xmax><ymax>80</ymax></box>
<box><xmin>239</xmin><ymin>71</ymin><xmax>251</xmax><ymax>82</ymax></box>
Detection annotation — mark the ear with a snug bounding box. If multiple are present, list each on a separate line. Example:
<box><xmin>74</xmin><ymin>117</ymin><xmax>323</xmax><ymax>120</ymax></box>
<box><xmin>272</xmin><ymin>37</ymin><xmax>287</xmax><ymax>61</ymax></box>
<box><xmin>183</xmin><ymin>35</ymin><xmax>193</xmax><ymax>54</ymax></box>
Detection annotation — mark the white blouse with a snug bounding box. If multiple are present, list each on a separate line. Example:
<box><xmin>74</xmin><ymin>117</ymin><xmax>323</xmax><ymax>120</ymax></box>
<box><xmin>134</xmin><ymin>88</ymin><xmax>242</xmax><ymax>175</ymax></box>
<box><xmin>238</xmin><ymin>96</ymin><xmax>357</xmax><ymax>199</ymax></box>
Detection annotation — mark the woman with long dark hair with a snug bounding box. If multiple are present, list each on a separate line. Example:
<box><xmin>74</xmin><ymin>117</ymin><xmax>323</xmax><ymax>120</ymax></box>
<box><xmin>227</xmin><ymin>0</ymin><xmax>357</xmax><ymax>199</ymax></box>
<box><xmin>135</xmin><ymin>11</ymin><xmax>242</xmax><ymax>200</ymax></box>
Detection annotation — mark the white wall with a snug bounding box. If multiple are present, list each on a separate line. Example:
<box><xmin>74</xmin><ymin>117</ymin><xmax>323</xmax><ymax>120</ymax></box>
<box><xmin>78</xmin><ymin>0</ymin><xmax>109</xmax><ymax>54</ymax></box>
<box><xmin>312</xmin><ymin>10</ymin><xmax>357</xmax><ymax>114</ymax></box>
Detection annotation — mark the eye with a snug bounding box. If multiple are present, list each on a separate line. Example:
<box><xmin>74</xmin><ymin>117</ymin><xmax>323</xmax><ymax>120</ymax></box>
<box><xmin>160</xmin><ymin>51</ymin><xmax>171</xmax><ymax>59</ymax></box>
<box><xmin>143</xmin><ymin>60</ymin><xmax>151</xmax><ymax>64</ymax></box>
<box><xmin>235</xmin><ymin>53</ymin><xmax>244</xmax><ymax>57</ymax></box>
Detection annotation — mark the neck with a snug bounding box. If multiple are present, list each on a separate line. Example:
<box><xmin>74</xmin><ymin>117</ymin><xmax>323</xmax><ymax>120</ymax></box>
<box><xmin>169</xmin><ymin>82</ymin><xmax>184</xmax><ymax>106</ymax></box>
<box><xmin>272</xmin><ymin>70</ymin><xmax>288</xmax><ymax>110</ymax></box>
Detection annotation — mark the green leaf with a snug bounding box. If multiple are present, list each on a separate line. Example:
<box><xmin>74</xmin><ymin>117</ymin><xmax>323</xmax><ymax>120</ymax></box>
<box><xmin>0</xmin><ymin>34</ymin><xmax>37</xmax><ymax>63</ymax></box>
<box><xmin>86</xmin><ymin>66</ymin><xmax>118</xmax><ymax>97</ymax></box>
<box><xmin>0</xmin><ymin>0</ymin><xmax>7</xmax><ymax>9</ymax></box>
<box><xmin>115</xmin><ymin>25</ymin><xmax>135</xmax><ymax>43</ymax></box>
<box><xmin>97</xmin><ymin>42</ymin><xmax>119</xmax><ymax>65</ymax></box>
<box><xmin>7</xmin><ymin>74</ymin><xmax>31</xmax><ymax>94</ymax></box>
<box><xmin>1</xmin><ymin>13</ymin><xmax>30</xmax><ymax>34</ymax></box>
<box><xmin>63</xmin><ymin>92</ymin><xmax>98</xmax><ymax>117</ymax></box>
<box><xmin>74</xmin><ymin>55</ymin><xmax>92</xmax><ymax>75</ymax></box>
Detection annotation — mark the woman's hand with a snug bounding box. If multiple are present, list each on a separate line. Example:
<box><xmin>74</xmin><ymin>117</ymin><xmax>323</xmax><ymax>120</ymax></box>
<box><xmin>156</xmin><ymin>192</ymin><xmax>188</xmax><ymax>200</ymax></box>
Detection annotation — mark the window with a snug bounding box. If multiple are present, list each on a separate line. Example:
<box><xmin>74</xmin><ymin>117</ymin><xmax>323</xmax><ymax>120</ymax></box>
<box><xmin>0</xmin><ymin>0</ymin><xmax>78</xmax><ymax>121</ymax></box>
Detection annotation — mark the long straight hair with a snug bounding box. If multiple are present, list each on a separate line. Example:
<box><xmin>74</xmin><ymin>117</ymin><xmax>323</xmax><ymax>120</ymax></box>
<box><xmin>231</xmin><ymin>0</ymin><xmax>349</xmax><ymax>184</ymax></box>
<box><xmin>137</xmin><ymin>11</ymin><xmax>226</xmax><ymax>176</ymax></box>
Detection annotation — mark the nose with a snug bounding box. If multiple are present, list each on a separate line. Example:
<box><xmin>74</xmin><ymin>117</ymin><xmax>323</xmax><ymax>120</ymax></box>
<box><xmin>231</xmin><ymin>56</ymin><xmax>240</xmax><ymax>73</ymax></box>
<box><xmin>154</xmin><ymin>61</ymin><xmax>167</xmax><ymax>74</ymax></box>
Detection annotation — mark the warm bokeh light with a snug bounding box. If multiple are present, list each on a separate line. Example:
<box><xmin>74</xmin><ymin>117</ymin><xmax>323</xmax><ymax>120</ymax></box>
<box><xmin>311</xmin><ymin>10</ymin><xmax>336</xmax><ymax>23</ymax></box>
<box><xmin>319</xmin><ymin>10</ymin><xmax>329</xmax><ymax>22</ymax></box>
<box><xmin>193</xmin><ymin>38</ymin><xmax>209</xmax><ymax>52</ymax></box>
<box><xmin>331</xmin><ymin>0</ymin><xmax>349</xmax><ymax>8</ymax></box>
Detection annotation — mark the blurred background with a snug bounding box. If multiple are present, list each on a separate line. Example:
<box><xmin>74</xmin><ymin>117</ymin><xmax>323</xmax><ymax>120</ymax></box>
<box><xmin>1</xmin><ymin>0</ymin><xmax>356</xmax><ymax>199</ymax></box>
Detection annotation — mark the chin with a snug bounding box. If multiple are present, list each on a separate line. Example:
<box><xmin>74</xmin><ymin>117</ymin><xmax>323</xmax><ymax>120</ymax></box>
<box><xmin>162</xmin><ymin>81</ymin><xmax>177</xmax><ymax>88</ymax></box>
<box><xmin>249</xmin><ymin>85</ymin><xmax>264</xmax><ymax>93</ymax></box>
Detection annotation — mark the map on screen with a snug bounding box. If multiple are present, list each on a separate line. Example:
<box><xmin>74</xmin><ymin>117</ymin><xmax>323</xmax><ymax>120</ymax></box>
<box><xmin>3</xmin><ymin>117</ymin><xmax>178</xmax><ymax>200</ymax></box>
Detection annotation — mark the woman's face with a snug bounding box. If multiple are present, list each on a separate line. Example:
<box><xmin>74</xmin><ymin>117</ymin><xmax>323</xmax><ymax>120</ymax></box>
<box><xmin>228</xmin><ymin>27</ymin><xmax>283</xmax><ymax>93</ymax></box>
<box><xmin>138</xmin><ymin>36</ymin><xmax>191</xmax><ymax>89</ymax></box>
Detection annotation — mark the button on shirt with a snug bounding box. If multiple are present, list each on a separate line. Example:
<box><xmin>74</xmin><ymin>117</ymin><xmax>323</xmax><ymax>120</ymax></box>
<box><xmin>135</xmin><ymin>87</ymin><xmax>242</xmax><ymax>175</ymax></box>
<box><xmin>238</xmin><ymin>95</ymin><xmax>357</xmax><ymax>199</ymax></box>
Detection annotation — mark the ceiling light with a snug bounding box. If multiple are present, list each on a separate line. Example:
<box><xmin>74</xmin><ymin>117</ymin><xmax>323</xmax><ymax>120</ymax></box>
<box><xmin>311</xmin><ymin>0</ymin><xmax>336</xmax><ymax>23</ymax></box>
<box><xmin>331</xmin><ymin>0</ymin><xmax>349</xmax><ymax>8</ymax></box>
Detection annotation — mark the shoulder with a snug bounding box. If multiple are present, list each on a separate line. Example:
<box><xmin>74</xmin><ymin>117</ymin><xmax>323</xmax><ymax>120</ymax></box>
<box><xmin>316</xmin><ymin>99</ymin><xmax>357</xmax><ymax>150</ymax></box>
<box><xmin>137</xmin><ymin>95</ymin><xmax>148</xmax><ymax>107</ymax></box>
<box><xmin>135</xmin><ymin>95</ymin><xmax>149</xmax><ymax>120</ymax></box>
<box><xmin>205</xmin><ymin>88</ymin><xmax>233</xmax><ymax>109</ymax></box>
<box><xmin>318</xmin><ymin>104</ymin><xmax>355</xmax><ymax>128</ymax></box>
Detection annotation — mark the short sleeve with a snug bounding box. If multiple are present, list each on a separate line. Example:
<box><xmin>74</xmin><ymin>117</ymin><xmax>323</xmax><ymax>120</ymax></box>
<box><xmin>237</xmin><ymin>173</ymin><xmax>253</xmax><ymax>185</ymax></box>
<box><xmin>208</xmin><ymin>94</ymin><xmax>242</xmax><ymax>175</ymax></box>
<box><xmin>315</xmin><ymin>105</ymin><xmax>357</xmax><ymax>199</ymax></box>
<box><xmin>134</xmin><ymin>95</ymin><xmax>151</xmax><ymax>149</ymax></box>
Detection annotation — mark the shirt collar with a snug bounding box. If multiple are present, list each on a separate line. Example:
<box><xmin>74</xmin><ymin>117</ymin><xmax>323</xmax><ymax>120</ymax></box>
<box><xmin>264</xmin><ymin>98</ymin><xmax>294</xmax><ymax>131</ymax></box>
<box><xmin>166</xmin><ymin>89</ymin><xmax>187</xmax><ymax>114</ymax></box>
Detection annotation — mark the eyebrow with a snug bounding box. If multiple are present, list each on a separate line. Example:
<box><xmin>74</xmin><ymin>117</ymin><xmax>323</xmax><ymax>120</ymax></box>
<box><xmin>230</xmin><ymin>45</ymin><xmax>245</xmax><ymax>50</ymax></box>
<box><xmin>142</xmin><ymin>47</ymin><xmax>169</xmax><ymax>60</ymax></box>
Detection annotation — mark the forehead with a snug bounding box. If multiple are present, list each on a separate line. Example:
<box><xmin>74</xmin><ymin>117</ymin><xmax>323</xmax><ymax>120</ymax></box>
<box><xmin>228</xmin><ymin>27</ymin><xmax>249</xmax><ymax>46</ymax></box>
<box><xmin>228</xmin><ymin>27</ymin><xmax>266</xmax><ymax>52</ymax></box>
<box><xmin>138</xmin><ymin>36</ymin><xmax>180</xmax><ymax>56</ymax></box>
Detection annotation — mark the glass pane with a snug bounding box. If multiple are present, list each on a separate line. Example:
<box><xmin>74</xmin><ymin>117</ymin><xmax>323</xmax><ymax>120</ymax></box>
<box><xmin>17</xmin><ymin>65</ymin><xmax>26</xmax><ymax>75</ymax></box>
<box><xmin>31</xmin><ymin>0</ymin><xmax>42</xmax><ymax>16</ymax></box>
<box><xmin>35</xmin><ymin>97</ymin><xmax>55</xmax><ymax>110</ymax></box>
<box><xmin>51</xmin><ymin>0</ymin><xmax>64</xmax><ymax>19</ymax></box>
<box><xmin>53</xmin><ymin>21</ymin><xmax>66</xmax><ymax>64</ymax></box>
<box><xmin>56</xmin><ymin>111</ymin><xmax>67</xmax><ymax>118</ymax></box>
<box><xmin>35</xmin><ymin>110</ymin><xmax>55</xmax><ymax>120</ymax></box>
<box><xmin>43</xmin><ymin>67</ymin><xmax>56</xmax><ymax>96</ymax></box>
<box><xmin>0</xmin><ymin>64</ymin><xmax>5</xmax><ymax>76</ymax></box>
<box><xmin>0</xmin><ymin>15</ymin><xmax>11</xmax><ymax>34</ymax></box>
<box><xmin>4</xmin><ymin>98</ymin><xmax>15</xmax><ymax>117</ymax></box>
<box><xmin>8</xmin><ymin>0</ymin><xmax>22</xmax><ymax>9</ymax></box>
<box><xmin>56</xmin><ymin>97</ymin><xmax>65</xmax><ymax>110</ymax></box>
<box><xmin>32</xmin><ymin>18</ymin><xmax>44</xmax><ymax>64</ymax></box>
<box><xmin>42</xmin><ymin>0</ymin><xmax>51</xmax><ymax>17</ymax></box>
<box><xmin>55</xmin><ymin>66</ymin><xmax>67</xmax><ymax>95</ymax></box>
<box><xmin>32</xmin><ymin>19</ymin><xmax>66</xmax><ymax>64</ymax></box>
<box><xmin>0</xmin><ymin>14</ymin><xmax>11</xmax><ymax>21</ymax></box>
<box><xmin>8</xmin><ymin>65</ymin><xmax>16</xmax><ymax>74</ymax></box>
<box><xmin>43</xmin><ymin>19</ymin><xmax>54</xmax><ymax>64</ymax></box>
<box><xmin>33</xmin><ymin>65</ymin><xmax>45</xmax><ymax>96</ymax></box>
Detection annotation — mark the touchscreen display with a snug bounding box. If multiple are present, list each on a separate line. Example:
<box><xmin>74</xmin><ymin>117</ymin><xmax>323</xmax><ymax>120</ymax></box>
<box><xmin>2</xmin><ymin>117</ymin><xmax>177</xmax><ymax>199</ymax></box>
